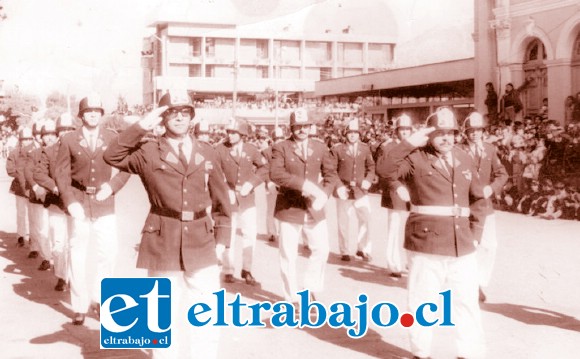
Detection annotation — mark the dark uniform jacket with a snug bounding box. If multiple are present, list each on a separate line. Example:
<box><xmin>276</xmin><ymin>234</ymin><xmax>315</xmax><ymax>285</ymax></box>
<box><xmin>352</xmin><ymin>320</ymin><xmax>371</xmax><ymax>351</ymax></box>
<box><xmin>330</xmin><ymin>141</ymin><xmax>375</xmax><ymax>200</ymax></box>
<box><xmin>6</xmin><ymin>146</ymin><xmax>29</xmax><ymax>198</ymax></box>
<box><xmin>375</xmin><ymin>140</ymin><xmax>409</xmax><ymax>210</ymax></box>
<box><xmin>24</xmin><ymin>145</ymin><xmax>45</xmax><ymax>205</ymax></box>
<box><xmin>103</xmin><ymin>123</ymin><xmax>232</xmax><ymax>272</ymax></box>
<box><xmin>376</xmin><ymin>141</ymin><xmax>484</xmax><ymax>257</ymax></box>
<box><xmin>270</xmin><ymin>137</ymin><xmax>340</xmax><ymax>224</ymax></box>
<box><xmin>55</xmin><ymin>128</ymin><xmax>130</xmax><ymax>219</ymax></box>
<box><xmin>33</xmin><ymin>143</ymin><xmax>67</xmax><ymax>213</ymax></box>
<box><xmin>459</xmin><ymin>142</ymin><xmax>508</xmax><ymax>217</ymax></box>
<box><xmin>214</xmin><ymin>141</ymin><xmax>269</xmax><ymax>205</ymax></box>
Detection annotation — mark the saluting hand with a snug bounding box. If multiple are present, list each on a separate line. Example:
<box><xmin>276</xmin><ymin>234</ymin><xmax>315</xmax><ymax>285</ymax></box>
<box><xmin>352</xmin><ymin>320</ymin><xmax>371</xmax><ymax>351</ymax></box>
<box><xmin>139</xmin><ymin>106</ymin><xmax>169</xmax><ymax>130</ymax></box>
<box><xmin>405</xmin><ymin>127</ymin><xmax>436</xmax><ymax>148</ymax></box>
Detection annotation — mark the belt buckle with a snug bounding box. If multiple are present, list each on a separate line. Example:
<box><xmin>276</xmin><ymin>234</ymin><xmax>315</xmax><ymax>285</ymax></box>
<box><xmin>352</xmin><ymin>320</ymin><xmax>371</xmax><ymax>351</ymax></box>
<box><xmin>181</xmin><ymin>211</ymin><xmax>194</xmax><ymax>222</ymax></box>
<box><xmin>349</xmin><ymin>181</ymin><xmax>356</xmax><ymax>187</ymax></box>
<box><xmin>85</xmin><ymin>186</ymin><xmax>96</xmax><ymax>195</ymax></box>
<box><xmin>452</xmin><ymin>205</ymin><xmax>461</xmax><ymax>217</ymax></box>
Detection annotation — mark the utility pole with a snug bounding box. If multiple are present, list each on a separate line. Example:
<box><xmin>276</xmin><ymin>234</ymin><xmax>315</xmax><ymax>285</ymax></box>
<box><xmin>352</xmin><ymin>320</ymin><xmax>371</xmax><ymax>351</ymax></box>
<box><xmin>233</xmin><ymin>60</ymin><xmax>238</xmax><ymax>117</ymax></box>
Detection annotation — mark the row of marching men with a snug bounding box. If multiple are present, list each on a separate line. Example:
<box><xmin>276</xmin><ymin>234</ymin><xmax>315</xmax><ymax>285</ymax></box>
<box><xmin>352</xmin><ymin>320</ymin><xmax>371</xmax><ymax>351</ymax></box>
<box><xmin>6</xmin><ymin>89</ymin><xmax>506</xmax><ymax>359</ymax></box>
<box><xmin>6</xmin><ymin>95</ymin><xmax>131</xmax><ymax>327</ymax></box>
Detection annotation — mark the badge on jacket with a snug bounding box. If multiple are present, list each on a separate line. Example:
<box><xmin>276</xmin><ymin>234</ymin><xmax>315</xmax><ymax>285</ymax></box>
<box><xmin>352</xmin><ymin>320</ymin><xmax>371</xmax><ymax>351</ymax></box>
<box><xmin>462</xmin><ymin>169</ymin><xmax>472</xmax><ymax>181</ymax></box>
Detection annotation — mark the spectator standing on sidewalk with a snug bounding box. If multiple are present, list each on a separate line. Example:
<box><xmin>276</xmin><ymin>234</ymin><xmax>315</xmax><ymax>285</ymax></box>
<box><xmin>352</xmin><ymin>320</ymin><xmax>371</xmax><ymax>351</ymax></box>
<box><xmin>485</xmin><ymin>82</ymin><xmax>499</xmax><ymax>125</ymax></box>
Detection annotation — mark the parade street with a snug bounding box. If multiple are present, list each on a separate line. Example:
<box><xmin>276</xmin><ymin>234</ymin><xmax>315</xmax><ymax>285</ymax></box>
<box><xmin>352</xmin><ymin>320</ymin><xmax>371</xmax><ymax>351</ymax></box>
<box><xmin>1</xmin><ymin>161</ymin><xmax>579</xmax><ymax>359</ymax></box>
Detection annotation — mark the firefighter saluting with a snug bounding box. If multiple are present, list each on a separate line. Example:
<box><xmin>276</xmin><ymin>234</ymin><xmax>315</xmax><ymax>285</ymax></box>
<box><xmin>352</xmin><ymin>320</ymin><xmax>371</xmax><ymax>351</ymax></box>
<box><xmin>104</xmin><ymin>90</ymin><xmax>232</xmax><ymax>359</ymax></box>
<box><xmin>376</xmin><ymin>107</ymin><xmax>487</xmax><ymax>359</ymax></box>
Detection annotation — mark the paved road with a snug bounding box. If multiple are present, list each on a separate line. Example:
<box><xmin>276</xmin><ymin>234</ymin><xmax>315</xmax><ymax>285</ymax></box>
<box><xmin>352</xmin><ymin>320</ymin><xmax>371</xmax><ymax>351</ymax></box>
<box><xmin>1</xmin><ymin>158</ymin><xmax>579</xmax><ymax>359</ymax></box>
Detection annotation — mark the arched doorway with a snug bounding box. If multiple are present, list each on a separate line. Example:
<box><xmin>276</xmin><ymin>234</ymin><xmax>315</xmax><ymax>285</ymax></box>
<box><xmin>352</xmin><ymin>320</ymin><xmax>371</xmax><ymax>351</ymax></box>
<box><xmin>522</xmin><ymin>38</ymin><xmax>548</xmax><ymax>116</ymax></box>
<box><xmin>571</xmin><ymin>32</ymin><xmax>580</xmax><ymax>95</ymax></box>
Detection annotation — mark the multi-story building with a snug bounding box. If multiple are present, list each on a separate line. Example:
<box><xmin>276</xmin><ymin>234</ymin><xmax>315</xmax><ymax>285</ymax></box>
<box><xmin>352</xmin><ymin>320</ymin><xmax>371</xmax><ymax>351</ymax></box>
<box><xmin>141</xmin><ymin>0</ymin><xmax>396</xmax><ymax>122</ymax></box>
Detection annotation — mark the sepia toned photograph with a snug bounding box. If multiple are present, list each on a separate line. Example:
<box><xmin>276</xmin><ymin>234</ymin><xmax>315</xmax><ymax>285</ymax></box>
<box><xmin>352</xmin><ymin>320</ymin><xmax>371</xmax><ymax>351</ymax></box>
<box><xmin>0</xmin><ymin>1</ymin><xmax>579</xmax><ymax>358</ymax></box>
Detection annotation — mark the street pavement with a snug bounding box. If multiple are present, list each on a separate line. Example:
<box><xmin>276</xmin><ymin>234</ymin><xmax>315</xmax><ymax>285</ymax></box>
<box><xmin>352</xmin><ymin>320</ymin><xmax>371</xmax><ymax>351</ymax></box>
<box><xmin>1</xmin><ymin>158</ymin><xmax>579</xmax><ymax>359</ymax></box>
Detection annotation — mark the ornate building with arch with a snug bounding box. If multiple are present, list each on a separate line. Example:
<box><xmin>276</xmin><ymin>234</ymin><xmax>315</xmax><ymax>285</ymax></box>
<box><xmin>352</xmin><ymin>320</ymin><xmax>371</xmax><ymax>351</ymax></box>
<box><xmin>477</xmin><ymin>0</ymin><xmax>580</xmax><ymax>124</ymax></box>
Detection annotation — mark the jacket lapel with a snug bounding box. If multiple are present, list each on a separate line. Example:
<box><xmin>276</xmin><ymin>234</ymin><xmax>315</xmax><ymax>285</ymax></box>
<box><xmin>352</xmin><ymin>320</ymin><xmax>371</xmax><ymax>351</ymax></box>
<box><xmin>293</xmin><ymin>141</ymin><xmax>306</xmax><ymax>162</ymax></box>
<box><xmin>159</xmin><ymin>137</ymin><xmax>184</xmax><ymax>174</ymax></box>
<box><xmin>186</xmin><ymin>138</ymin><xmax>205</xmax><ymax>176</ymax></box>
<box><xmin>429</xmin><ymin>153</ymin><xmax>452</xmax><ymax>183</ymax></box>
<box><xmin>75</xmin><ymin>130</ymin><xmax>93</xmax><ymax>158</ymax></box>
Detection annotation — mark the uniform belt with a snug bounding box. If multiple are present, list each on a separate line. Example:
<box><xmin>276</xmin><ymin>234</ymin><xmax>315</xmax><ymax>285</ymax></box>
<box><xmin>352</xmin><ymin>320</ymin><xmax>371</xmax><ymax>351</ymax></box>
<box><xmin>150</xmin><ymin>206</ymin><xmax>207</xmax><ymax>222</ymax></box>
<box><xmin>71</xmin><ymin>180</ymin><xmax>97</xmax><ymax>194</ymax></box>
<box><xmin>410</xmin><ymin>205</ymin><xmax>470</xmax><ymax>217</ymax></box>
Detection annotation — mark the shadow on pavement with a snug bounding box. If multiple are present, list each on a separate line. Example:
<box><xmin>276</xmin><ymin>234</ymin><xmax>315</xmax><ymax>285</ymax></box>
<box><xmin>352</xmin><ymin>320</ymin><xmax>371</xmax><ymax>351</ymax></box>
<box><xmin>0</xmin><ymin>231</ymin><xmax>148</xmax><ymax>359</ymax></box>
<box><xmin>327</xmin><ymin>253</ymin><xmax>407</xmax><ymax>289</ymax></box>
<box><xmin>257</xmin><ymin>305</ymin><xmax>412</xmax><ymax>359</ymax></box>
<box><xmin>30</xmin><ymin>323</ymin><xmax>149</xmax><ymax>359</ymax></box>
<box><xmin>482</xmin><ymin>302</ymin><xmax>580</xmax><ymax>332</ymax></box>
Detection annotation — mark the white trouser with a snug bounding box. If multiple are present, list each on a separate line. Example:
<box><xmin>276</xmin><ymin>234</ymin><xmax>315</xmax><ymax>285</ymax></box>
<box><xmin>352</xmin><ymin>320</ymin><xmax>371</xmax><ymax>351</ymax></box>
<box><xmin>222</xmin><ymin>196</ymin><xmax>257</xmax><ymax>276</ymax></box>
<box><xmin>279</xmin><ymin>218</ymin><xmax>329</xmax><ymax>302</ymax></box>
<box><xmin>28</xmin><ymin>202</ymin><xmax>48</xmax><ymax>254</ymax></box>
<box><xmin>149</xmin><ymin>265</ymin><xmax>220</xmax><ymax>359</ymax></box>
<box><xmin>385</xmin><ymin>209</ymin><xmax>409</xmax><ymax>273</ymax></box>
<box><xmin>336</xmin><ymin>196</ymin><xmax>372</xmax><ymax>255</ymax></box>
<box><xmin>15</xmin><ymin>195</ymin><xmax>29</xmax><ymax>240</ymax></box>
<box><xmin>476</xmin><ymin>213</ymin><xmax>497</xmax><ymax>287</ymax></box>
<box><xmin>69</xmin><ymin>214</ymin><xmax>117</xmax><ymax>313</ymax></box>
<box><xmin>407</xmin><ymin>251</ymin><xmax>485</xmax><ymax>359</ymax></box>
<box><xmin>265</xmin><ymin>185</ymin><xmax>280</xmax><ymax>237</ymax></box>
<box><xmin>48</xmin><ymin>210</ymin><xmax>70</xmax><ymax>281</ymax></box>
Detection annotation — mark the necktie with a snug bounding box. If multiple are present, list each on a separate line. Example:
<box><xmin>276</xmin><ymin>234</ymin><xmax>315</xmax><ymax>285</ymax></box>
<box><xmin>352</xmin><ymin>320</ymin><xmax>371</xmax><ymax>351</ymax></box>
<box><xmin>89</xmin><ymin>134</ymin><xmax>96</xmax><ymax>152</ymax></box>
<box><xmin>303</xmin><ymin>142</ymin><xmax>308</xmax><ymax>159</ymax></box>
<box><xmin>442</xmin><ymin>153</ymin><xmax>453</xmax><ymax>176</ymax></box>
<box><xmin>474</xmin><ymin>146</ymin><xmax>482</xmax><ymax>166</ymax></box>
<box><xmin>178</xmin><ymin>142</ymin><xmax>188</xmax><ymax>168</ymax></box>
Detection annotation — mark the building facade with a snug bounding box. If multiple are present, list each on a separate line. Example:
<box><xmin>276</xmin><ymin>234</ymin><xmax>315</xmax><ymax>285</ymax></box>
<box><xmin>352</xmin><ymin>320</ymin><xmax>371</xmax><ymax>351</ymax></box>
<box><xmin>477</xmin><ymin>0</ymin><xmax>580</xmax><ymax>124</ymax></box>
<box><xmin>141</xmin><ymin>1</ymin><xmax>397</xmax><ymax>110</ymax></box>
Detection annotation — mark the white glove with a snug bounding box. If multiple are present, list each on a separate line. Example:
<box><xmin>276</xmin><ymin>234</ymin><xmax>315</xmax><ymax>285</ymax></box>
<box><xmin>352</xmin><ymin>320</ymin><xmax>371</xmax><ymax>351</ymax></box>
<box><xmin>95</xmin><ymin>183</ymin><xmax>113</xmax><ymax>201</ymax></box>
<box><xmin>67</xmin><ymin>202</ymin><xmax>85</xmax><ymax>220</ymax></box>
<box><xmin>266</xmin><ymin>181</ymin><xmax>277</xmax><ymax>192</ymax></box>
<box><xmin>32</xmin><ymin>184</ymin><xmax>46</xmax><ymax>200</ymax></box>
<box><xmin>405</xmin><ymin>127</ymin><xmax>436</xmax><ymax>148</ymax></box>
<box><xmin>361</xmin><ymin>180</ymin><xmax>371</xmax><ymax>191</ymax></box>
<box><xmin>228</xmin><ymin>190</ymin><xmax>237</xmax><ymax>205</ymax></box>
<box><xmin>336</xmin><ymin>186</ymin><xmax>349</xmax><ymax>200</ymax></box>
<box><xmin>396</xmin><ymin>186</ymin><xmax>411</xmax><ymax>202</ymax></box>
<box><xmin>311</xmin><ymin>193</ymin><xmax>328</xmax><ymax>211</ymax></box>
<box><xmin>138</xmin><ymin>106</ymin><xmax>169</xmax><ymax>130</ymax></box>
<box><xmin>302</xmin><ymin>180</ymin><xmax>325</xmax><ymax>198</ymax></box>
<box><xmin>483</xmin><ymin>185</ymin><xmax>493</xmax><ymax>199</ymax></box>
<box><xmin>238</xmin><ymin>182</ymin><xmax>253</xmax><ymax>197</ymax></box>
